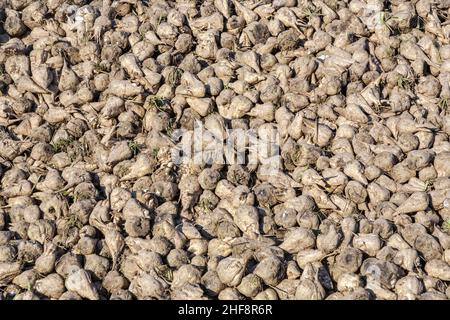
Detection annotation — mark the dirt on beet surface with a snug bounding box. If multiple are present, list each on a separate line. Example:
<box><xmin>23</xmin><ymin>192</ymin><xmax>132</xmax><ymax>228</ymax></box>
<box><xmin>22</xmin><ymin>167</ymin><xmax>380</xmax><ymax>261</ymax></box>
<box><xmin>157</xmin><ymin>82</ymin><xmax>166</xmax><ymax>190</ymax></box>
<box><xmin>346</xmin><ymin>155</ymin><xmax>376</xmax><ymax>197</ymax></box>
<box><xmin>0</xmin><ymin>0</ymin><xmax>449</xmax><ymax>300</ymax></box>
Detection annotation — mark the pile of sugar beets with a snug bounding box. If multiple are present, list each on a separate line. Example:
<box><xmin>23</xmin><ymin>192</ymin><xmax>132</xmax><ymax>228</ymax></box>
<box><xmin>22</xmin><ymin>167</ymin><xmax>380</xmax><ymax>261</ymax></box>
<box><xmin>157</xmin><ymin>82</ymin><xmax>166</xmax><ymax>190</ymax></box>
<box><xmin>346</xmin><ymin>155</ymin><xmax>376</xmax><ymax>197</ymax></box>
<box><xmin>0</xmin><ymin>0</ymin><xmax>450</xmax><ymax>300</ymax></box>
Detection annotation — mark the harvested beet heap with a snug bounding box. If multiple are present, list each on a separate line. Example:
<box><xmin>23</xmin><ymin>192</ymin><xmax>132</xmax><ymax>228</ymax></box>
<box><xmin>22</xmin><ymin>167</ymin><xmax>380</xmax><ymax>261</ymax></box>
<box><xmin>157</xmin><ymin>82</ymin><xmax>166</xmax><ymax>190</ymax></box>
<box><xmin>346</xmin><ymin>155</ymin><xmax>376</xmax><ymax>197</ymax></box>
<box><xmin>0</xmin><ymin>0</ymin><xmax>450</xmax><ymax>300</ymax></box>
